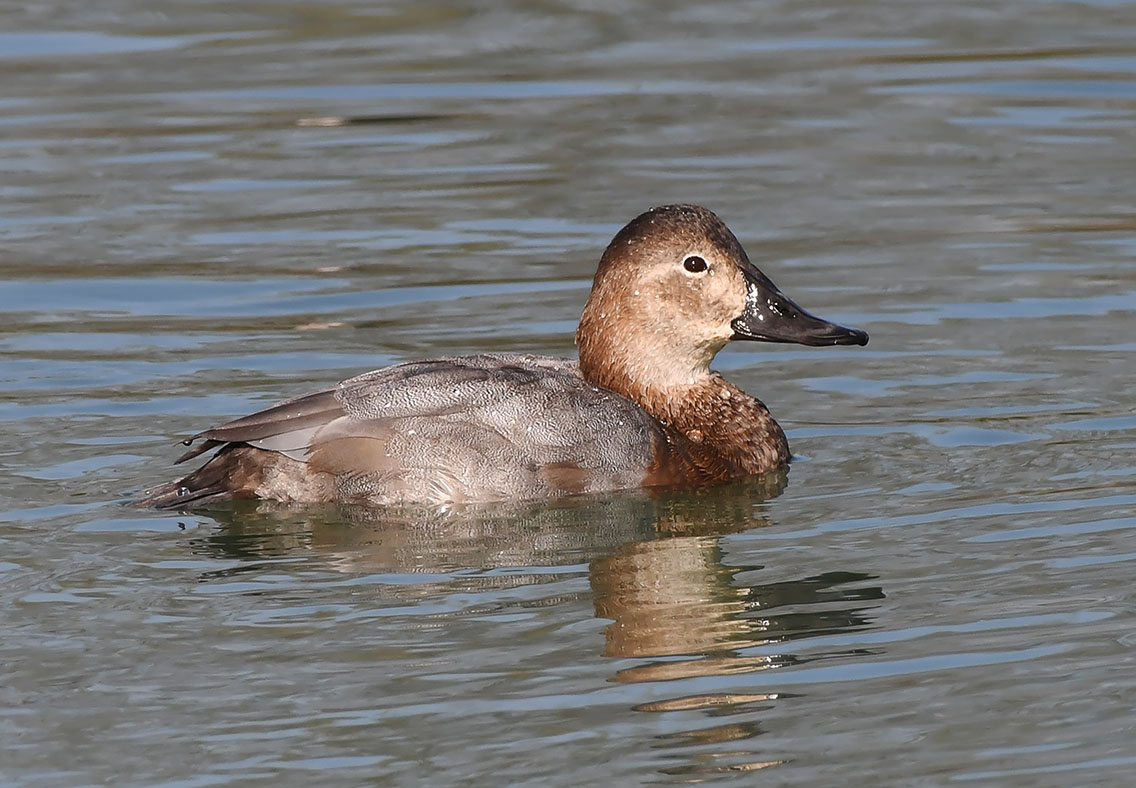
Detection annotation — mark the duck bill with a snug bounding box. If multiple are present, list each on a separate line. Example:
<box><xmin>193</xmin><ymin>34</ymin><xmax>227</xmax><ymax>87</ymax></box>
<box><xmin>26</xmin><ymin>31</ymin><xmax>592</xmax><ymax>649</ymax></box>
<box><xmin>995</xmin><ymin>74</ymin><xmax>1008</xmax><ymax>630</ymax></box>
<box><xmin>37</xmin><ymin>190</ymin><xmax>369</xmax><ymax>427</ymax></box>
<box><xmin>730</xmin><ymin>264</ymin><xmax>869</xmax><ymax>347</ymax></box>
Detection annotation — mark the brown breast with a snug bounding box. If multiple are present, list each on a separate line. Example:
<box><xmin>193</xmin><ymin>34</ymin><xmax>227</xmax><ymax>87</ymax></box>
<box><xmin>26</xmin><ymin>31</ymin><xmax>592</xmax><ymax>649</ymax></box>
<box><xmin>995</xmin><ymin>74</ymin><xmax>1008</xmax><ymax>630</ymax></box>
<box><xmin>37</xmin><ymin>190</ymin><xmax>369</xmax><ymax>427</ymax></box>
<box><xmin>641</xmin><ymin>376</ymin><xmax>790</xmax><ymax>489</ymax></box>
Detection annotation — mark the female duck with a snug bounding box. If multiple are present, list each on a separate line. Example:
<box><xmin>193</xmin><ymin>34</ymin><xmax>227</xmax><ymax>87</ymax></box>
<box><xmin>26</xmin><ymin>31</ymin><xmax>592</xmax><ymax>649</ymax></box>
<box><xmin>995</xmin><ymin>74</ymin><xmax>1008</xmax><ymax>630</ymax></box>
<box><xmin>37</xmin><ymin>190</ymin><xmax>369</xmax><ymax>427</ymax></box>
<box><xmin>137</xmin><ymin>204</ymin><xmax>867</xmax><ymax>508</ymax></box>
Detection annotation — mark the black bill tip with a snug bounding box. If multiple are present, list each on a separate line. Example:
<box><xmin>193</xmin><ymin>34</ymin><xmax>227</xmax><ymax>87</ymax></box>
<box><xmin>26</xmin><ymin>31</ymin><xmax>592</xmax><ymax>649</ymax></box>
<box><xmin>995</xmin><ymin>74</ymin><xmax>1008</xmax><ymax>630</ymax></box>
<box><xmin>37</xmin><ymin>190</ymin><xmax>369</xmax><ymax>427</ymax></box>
<box><xmin>730</xmin><ymin>315</ymin><xmax>869</xmax><ymax>346</ymax></box>
<box><xmin>730</xmin><ymin>264</ymin><xmax>870</xmax><ymax>348</ymax></box>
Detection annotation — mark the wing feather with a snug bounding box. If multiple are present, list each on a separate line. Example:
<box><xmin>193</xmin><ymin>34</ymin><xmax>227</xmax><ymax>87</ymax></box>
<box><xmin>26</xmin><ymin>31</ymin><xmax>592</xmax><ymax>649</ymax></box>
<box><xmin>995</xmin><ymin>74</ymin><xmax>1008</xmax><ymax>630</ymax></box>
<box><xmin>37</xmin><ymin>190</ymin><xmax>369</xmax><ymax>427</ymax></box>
<box><xmin>163</xmin><ymin>354</ymin><xmax>657</xmax><ymax>504</ymax></box>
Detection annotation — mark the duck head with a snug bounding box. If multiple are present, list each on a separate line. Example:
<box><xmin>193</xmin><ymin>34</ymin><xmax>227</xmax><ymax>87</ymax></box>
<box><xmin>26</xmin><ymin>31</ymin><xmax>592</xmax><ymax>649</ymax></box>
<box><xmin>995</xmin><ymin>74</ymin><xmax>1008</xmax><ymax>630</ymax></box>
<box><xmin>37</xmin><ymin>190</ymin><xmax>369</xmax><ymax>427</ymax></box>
<box><xmin>576</xmin><ymin>204</ymin><xmax>868</xmax><ymax>394</ymax></box>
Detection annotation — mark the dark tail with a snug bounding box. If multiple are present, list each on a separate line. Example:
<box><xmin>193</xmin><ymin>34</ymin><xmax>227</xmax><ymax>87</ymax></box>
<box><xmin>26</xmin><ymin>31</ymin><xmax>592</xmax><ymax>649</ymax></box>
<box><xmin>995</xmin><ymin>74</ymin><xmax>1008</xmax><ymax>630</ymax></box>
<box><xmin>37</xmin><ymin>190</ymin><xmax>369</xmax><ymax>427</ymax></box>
<box><xmin>132</xmin><ymin>445</ymin><xmax>255</xmax><ymax>510</ymax></box>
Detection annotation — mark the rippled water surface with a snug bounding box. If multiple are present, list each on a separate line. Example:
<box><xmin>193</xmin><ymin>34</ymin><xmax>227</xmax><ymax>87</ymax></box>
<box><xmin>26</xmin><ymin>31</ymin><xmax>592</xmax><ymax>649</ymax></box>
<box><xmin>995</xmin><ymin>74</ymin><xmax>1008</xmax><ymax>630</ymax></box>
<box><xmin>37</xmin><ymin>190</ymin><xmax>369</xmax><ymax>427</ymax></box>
<box><xmin>3</xmin><ymin>1</ymin><xmax>1136</xmax><ymax>785</ymax></box>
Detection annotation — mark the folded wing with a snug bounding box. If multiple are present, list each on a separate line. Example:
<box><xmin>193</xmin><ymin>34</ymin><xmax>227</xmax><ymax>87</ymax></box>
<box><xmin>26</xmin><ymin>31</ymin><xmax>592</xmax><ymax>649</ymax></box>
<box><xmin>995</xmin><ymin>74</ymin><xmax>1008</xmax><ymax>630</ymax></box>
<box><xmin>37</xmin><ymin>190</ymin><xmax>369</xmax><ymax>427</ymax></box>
<box><xmin>150</xmin><ymin>354</ymin><xmax>659</xmax><ymax>507</ymax></box>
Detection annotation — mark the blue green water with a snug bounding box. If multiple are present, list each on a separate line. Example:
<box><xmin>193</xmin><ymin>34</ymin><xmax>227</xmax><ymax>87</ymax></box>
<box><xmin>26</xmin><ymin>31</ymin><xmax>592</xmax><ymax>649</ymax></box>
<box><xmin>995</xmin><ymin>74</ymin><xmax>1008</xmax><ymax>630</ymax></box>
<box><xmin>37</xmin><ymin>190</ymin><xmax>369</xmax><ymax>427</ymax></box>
<box><xmin>3</xmin><ymin>2</ymin><xmax>1136</xmax><ymax>785</ymax></box>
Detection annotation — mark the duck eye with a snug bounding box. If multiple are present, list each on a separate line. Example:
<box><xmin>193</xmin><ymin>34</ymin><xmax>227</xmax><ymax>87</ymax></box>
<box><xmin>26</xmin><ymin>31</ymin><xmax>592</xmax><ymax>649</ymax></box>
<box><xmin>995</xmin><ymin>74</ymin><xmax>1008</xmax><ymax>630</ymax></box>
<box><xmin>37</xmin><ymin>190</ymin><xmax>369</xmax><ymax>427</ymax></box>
<box><xmin>683</xmin><ymin>255</ymin><xmax>708</xmax><ymax>273</ymax></box>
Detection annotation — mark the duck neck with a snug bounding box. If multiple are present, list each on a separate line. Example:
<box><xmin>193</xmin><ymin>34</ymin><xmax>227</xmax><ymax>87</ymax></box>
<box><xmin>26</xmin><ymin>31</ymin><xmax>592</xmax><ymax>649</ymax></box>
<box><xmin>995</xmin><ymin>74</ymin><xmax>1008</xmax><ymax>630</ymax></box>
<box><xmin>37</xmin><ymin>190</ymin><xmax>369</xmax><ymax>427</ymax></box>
<box><xmin>577</xmin><ymin>326</ymin><xmax>789</xmax><ymax>477</ymax></box>
<box><xmin>577</xmin><ymin>338</ymin><xmax>711</xmax><ymax>409</ymax></box>
<box><xmin>576</xmin><ymin>291</ymin><xmax>722</xmax><ymax>399</ymax></box>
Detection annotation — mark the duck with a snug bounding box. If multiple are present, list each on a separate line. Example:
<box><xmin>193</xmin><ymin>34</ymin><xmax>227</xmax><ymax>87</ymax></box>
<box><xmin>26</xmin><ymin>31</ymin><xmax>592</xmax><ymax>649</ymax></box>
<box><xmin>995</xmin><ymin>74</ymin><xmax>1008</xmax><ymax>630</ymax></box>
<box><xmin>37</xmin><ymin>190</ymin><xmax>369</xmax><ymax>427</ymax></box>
<box><xmin>135</xmin><ymin>204</ymin><xmax>867</xmax><ymax>509</ymax></box>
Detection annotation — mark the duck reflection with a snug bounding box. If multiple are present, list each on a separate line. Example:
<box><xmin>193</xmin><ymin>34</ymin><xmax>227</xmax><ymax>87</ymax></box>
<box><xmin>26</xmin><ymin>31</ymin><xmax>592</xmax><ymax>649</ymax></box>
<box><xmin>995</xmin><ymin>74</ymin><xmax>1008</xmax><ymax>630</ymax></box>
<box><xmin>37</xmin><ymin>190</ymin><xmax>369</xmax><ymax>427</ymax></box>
<box><xmin>188</xmin><ymin>471</ymin><xmax>788</xmax><ymax>590</ymax></box>
<box><xmin>185</xmin><ymin>469</ymin><xmax>884</xmax><ymax>779</ymax></box>
<box><xmin>594</xmin><ymin>535</ymin><xmax>880</xmax><ymax>683</ymax></box>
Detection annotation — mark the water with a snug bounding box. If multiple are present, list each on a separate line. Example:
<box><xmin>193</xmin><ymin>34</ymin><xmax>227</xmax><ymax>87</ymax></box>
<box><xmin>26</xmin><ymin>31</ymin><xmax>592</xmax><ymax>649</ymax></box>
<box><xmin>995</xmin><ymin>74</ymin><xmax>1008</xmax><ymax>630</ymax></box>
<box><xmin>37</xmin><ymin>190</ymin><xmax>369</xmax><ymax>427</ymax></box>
<box><xmin>3</xmin><ymin>1</ymin><xmax>1136</xmax><ymax>785</ymax></box>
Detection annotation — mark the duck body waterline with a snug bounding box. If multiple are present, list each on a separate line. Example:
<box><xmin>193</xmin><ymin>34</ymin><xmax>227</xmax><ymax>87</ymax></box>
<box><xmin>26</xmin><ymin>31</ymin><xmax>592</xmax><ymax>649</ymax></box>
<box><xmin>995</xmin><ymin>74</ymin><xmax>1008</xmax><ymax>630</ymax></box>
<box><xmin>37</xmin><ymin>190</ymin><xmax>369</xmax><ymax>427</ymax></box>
<box><xmin>136</xmin><ymin>204</ymin><xmax>867</xmax><ymax>509</ymax></box>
